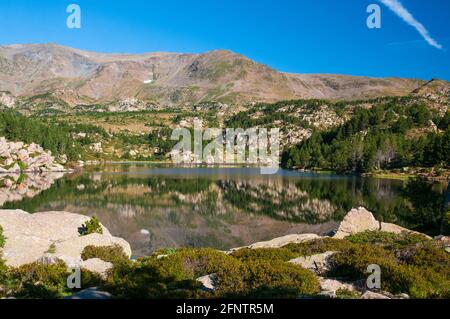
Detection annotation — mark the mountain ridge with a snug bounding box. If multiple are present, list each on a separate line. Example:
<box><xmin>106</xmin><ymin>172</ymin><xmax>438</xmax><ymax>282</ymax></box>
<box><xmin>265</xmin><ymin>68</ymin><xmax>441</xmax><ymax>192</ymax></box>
<box><xmin>0</xmin><ymin>43</ymin><xmax>439</xmax><ymax>111</ymax></box>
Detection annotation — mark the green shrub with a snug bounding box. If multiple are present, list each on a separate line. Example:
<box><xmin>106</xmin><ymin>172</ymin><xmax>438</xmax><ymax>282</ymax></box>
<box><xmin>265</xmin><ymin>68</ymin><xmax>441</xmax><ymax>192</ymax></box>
<box><xmin>46</xmin><ymin>244</ymin><xmax>56</xmax><ymax>254</ymax></box>
<box><xmin>80</xmin><ymin>268</ymin><xmax>105</xmax><ymax>289</ymax></box>
<box><xmin>216</xmin><ymin>259</ymin><xmax>320</xmax><ymax>298</ymax></box>
<box><xmin>445</xmin><ymin>210</ymin><xmax>450</xmax><ymax>231</ymax></box>
<box><xmin>105</xmin><ymin>259</ymin><xmax>205</xmax><ymax>299</ymax></box>
<box><xmin>335</xmin><ymin>288</ymin><xmax>360</xmax><ymax>299</ymax></box>
<box><xmin>328</xmin><ymin>244</ymin><xmax>450</xmax><ymax>298</ymax></box>
<box><xmin>144</xmin><ymin>248</ymin><xmax>236</xmax><ymax>281</ymax></box>
<box><xmin>79</xmin><ymin>216</ymin><xmax>103</xmax><ymax>236</ymax></box>
<box><xmin>231</xmin><ymin>248</ymin><xmax>297</xmax><ymax>262</ymax></box>
<box><xmin>17</xmin><ymin>160</ymin><xmax>28</xmax><ymax>171</ymax></box>
<box><xmin>9</xmin><ymin>261</ymin><xmax>71</xmax><ymax>298</ymax></box>
<box><xmin>284</xmin><ymin>238</ymin><xmax>355</xmax><ymax>256</ymax></box>
<box><xmin>346</xmin><ymin>231</ymin><xmax>430</xmax><ymax>248</ymax></box>
<box><xmin>105</xmin><ymin>248</ymin><xmax>320</xmax><ymax>299</ymax></box>
<box><xmin>396</xmin><ymin>242</ymin><xmax>450</xmax><ymax>277</ymax></box>
<box><xmin>81</xmin><ymin>244</ymin><xmax>129</xmax><ymax>266</ymax></box>
<box><xmin>0</xmin><ymin>225</ymin><xmax>5</xmax><ymax>248</ymax></box>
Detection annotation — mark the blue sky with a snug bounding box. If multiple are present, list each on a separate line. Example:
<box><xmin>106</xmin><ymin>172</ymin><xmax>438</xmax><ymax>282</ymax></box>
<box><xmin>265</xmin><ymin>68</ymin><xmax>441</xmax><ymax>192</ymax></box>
<box><xmin>0</xmin><ymin>0</ymin><xmax>449</xmax><ymax>80</ymax></box>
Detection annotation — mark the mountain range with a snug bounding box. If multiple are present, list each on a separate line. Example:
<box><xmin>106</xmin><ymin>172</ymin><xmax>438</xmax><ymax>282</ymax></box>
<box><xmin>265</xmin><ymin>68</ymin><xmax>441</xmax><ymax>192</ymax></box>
<box><xmin>0</xmin><ymin>43</ymin><xmax>431</xmax><ymax>112</ymax></box>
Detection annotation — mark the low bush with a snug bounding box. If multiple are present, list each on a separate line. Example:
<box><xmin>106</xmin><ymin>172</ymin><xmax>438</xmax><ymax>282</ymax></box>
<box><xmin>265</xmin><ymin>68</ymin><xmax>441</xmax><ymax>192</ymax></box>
<box><xmin>0</xmin><ymin>225</ymin><xmax>5</xmax><ymax>248</ymax></box>
<box><xmin>284</xmin><ymin>238</ymin><xmax>355</xmax><ymax>256</ymax></box>
<box><xmin>144</xmin><ymin>248</ymin><xmax>237</xmax><ymax>281</ymax></box>
<box><xmin>395</xmin><ymin>242</ymin><xmax>450</xmax><ymax>278</ymax></box>
<box><xmin>231</xmin><ymin>248</ymin><xmax>297</xmax><ymax>262</ymax></box>
<box><xmin>105</xmin><ymin>259</ymin><xmax>205</xmax><ymax>299</ymax></box>
<box><xmin>445</xmin><ymin>210</ymin><xmax>450</xmax><ymax>232</ymax></box>
<box><xmin>8</xmin><ymin>261</ymin><xmax>71</xmax><ymax>298</ymax></box>
<box><xmin>346</xmin><ymin>231</ymin><xmax>430</xmax><ymax>248</ymax></box>
<box><xmin>104</xmin><ymin>248</ymin><xmax>320</xmax><ymax>299</ymax></box>
<box><xmin>81</xmin><ymin>244</ymin><xmax>129</xmax><ymax>266</ymax></box>
<box><xmin>335</xmin><ymin>288</ymin><xmax>360</xmax><ymax>299</ymax></box>
<box><xmin>328</xmin><ymin>244</ymin><xmax>450</xmax><ymax>298</ymax></box>
<box><xmin>216</xmin><ymin>259</ymin><xmax>320</xmax><ymax>298</ymax></box>
<box><xmin>79</xmin><ymin>216</ymin><xmax>103</xmax><ymax>236</ymax></box>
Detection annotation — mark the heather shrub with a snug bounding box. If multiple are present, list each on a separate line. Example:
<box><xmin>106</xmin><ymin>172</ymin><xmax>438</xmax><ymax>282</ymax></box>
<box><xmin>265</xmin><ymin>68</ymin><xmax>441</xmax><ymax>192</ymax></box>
<box><xmin>81</xmin><ymin>244</ymin><xmax>129</xmax><ymax>266</ymax></box>
<box><xmin>346</xmin><ymin>231</ymin><xmax>430</xmax><ymax>248</ymax></box>
<box><xmin>231</xmin><ymin>247</ymin><xmax>297</xmax><ymax>262</ymax></box>
<box><xmin>79</xmin><ymin>216</ymin><xmax>103</xmax><ymax>236</ymax></box>
<box><xmin>216</xmin><ymin>259</ymin><xmax>320</xmax><ymax>298</ymax></box>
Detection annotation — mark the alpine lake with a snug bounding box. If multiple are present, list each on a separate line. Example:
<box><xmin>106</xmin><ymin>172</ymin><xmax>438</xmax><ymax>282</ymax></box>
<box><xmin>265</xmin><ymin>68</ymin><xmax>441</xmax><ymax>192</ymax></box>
<box><xmin>0</xmin><ymin>163</ymin><xmax>448</xmax><ymax>257</ymax></box>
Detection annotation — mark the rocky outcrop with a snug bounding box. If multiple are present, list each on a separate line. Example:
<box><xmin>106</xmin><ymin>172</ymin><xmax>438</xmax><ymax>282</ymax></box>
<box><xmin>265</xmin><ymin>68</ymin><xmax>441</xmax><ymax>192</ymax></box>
<box><xmin>289</xmin><ymin>251</ymin><xmax>336</xmax><ymax>275</ymax></box>
<box><xmin>0</xmin><ymin>91</ymin><xmax>16</xmax><ymax>108</ymax></box>
<box><xmin>333</xmin><ymin>207</ymin><xmax>379</xmax><ymax>238</ymax></box>
<box><xmin>333</xmin><ymin>207</ymin><xmax>427</xmax><ymax>239</ymax></box>
<box><xmin>318</xmin><ymin>277</ymin><xmax>357</xmax><ymax>298</ymax></box>
<box><xmin>0</xmin><ymin>210</ymin><xmax>131</xmax><ymax>272</ymax></box>
<box><xmin>196</xmin><ymin>274</ymin><xmax>217</xmax><ymax>291</ymax></box>
<box><xmin>0</xmin><ymin>137</ymin><xmax>66</xmax><ymax>173</ymax></box>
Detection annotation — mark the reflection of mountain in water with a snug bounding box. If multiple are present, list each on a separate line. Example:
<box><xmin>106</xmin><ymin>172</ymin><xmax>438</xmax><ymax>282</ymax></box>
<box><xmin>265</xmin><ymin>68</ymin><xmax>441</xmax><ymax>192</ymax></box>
<box><xmin>1</xmin><ymin>166</ymin><xmax>447</xmax><ymax>256</ymax></box>
<box><xmin>218</xmin><ymin>180</ymin><xmax>336</xmax><ymax>223</ymax></box>
<box><xmin>0</xmin><ymin>172</ymin><xmax>65</xmax><ymax>206</ymax></box>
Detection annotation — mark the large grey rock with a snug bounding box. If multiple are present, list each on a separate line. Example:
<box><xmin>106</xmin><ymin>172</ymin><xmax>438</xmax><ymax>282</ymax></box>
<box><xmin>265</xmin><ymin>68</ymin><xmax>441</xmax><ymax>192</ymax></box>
<box><xmin>318</xmin><ymin>277</ymin><xmax>358</xmax><ymax>298</ymax></box>
<box><xmin>333</xmin><ymin>207</ymin><xmax>379</xmax><ymax>239</ymax></box>
<box><xmin>289</xmin><ymin>251</ymin><xmax>336</xmax><ymax>274</ymax></box>
<box><xmin>333</xmin><ymin>207</ymin><xmax>429</xmax><ymax>239</ymax></box>
<box><xmin>80</xmin><ymin>258</ymin><xmax>113</xmax><ymax>278</ymax></box>
<box><xmin>0</xmin><ymin>209</ymin><xmax>131</xmax><ymax>269</ymax></box>
<box><xmin>196</xmin><ymin>274</ymin><xmax>217</xmax><ymax>291</ymax></box>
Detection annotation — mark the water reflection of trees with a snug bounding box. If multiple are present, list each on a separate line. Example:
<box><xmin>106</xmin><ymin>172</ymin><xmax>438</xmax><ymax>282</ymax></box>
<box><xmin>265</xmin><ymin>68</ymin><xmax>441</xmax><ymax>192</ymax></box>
<box><xmin>1</xmin><ymin>171</ymin><xmax>448</xmax><ymax>236</ymax></box>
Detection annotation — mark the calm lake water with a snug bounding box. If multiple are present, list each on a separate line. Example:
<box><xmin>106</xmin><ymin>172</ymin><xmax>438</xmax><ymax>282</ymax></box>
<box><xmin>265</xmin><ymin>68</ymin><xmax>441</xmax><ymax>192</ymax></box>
<box><xmin>0</xmin><ymin>164</ymin><xmax>448</xmax><ymax>257</ymax></box>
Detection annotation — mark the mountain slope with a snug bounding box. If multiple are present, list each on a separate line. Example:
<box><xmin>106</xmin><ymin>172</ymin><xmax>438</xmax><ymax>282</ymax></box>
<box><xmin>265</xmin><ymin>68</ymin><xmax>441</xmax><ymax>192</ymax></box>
<box><xmin>0</xmin><ymin>43</ymin><xmax>425</xmax><ymax>110</ymax></box>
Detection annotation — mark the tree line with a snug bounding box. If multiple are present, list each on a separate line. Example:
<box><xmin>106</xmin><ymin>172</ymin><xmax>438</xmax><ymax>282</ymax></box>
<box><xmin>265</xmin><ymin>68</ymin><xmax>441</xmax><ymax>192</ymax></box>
<box><xmin>0</xmin><ymin>111</ymin><xmax>82</xmax><ymax>160</ymax></box>
<box><xmin>282</xmin><ymin>102</ymin><xmax>450</xmax><ymax>173</ymax></box>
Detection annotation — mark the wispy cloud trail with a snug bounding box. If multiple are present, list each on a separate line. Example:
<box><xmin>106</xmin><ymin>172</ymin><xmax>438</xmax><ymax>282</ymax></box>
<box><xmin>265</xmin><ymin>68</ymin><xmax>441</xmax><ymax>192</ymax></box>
<box><xmin>379</xmin><ymin>0</ymin><xmax>442</xmax><ymax>49</ymax></box>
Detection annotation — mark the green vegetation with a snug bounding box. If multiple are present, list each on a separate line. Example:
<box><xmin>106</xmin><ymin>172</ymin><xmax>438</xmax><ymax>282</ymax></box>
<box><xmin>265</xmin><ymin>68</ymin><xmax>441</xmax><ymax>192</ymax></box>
<box><xmin>226</xmin><ymin>99</ymin><xmax>313</xmax><ymax>129</ymax></box>
<box><xmin>79</xmin><ymin>216</ymin><xmax>103</xmax><ymax>236</ymax></box>
<box><xmin>283</xmin><ymin>104</ymin><xmax>450</xmax><ymax>173</ymax></box>
<box><xmin>46</xmin><ymin>244</ymin><xmax>56</xmax><ymax>254</ymax></box>
<box><xmin>0</xmin><ymin>261</ymin><xmax>103</xmax><ymax>299</ymax></box>
<box><xmin>444</xmin><ymin>212</ymin><xmax>450</xmax><ymax>237</ymax></box>
<box><xmin>81</xmin><ymin>244</ymin><xmax>129</xmax><ymax>266</ymax></box>
<box><xmin>0</xmin><ymin>225</ymin><xmax>5</xmax><ymax>248</ymax></box>
<box><xmin>105</xmin><ymin>247</ymin><xmax>320</xmax><ymax>298</ymax></box>
<box><xmin>0</xmin><ymin>110</ymin><xmax>82</xmax><ymax>160</ymax></box>
<box><xmin>0</xmin><ymin>233</ymin><xmax>449</xmax><ymax>299</ymax></box>
<box><xmin>346</xmin><ymin>231</ymin><xmax>430</xmax><ymax>248</ymax></box>
<box><xmin>328</xmin><ymin>243</ymin><xmax>450</xmax><ymax>298</ymax></box>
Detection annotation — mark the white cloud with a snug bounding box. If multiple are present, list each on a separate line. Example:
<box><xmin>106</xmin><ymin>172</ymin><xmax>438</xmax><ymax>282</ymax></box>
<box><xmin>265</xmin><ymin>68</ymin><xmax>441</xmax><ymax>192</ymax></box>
<box><xmin>379</xmin><ymin>0</ymin><xmax>442</xmax><ymax>49</ymax></box>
